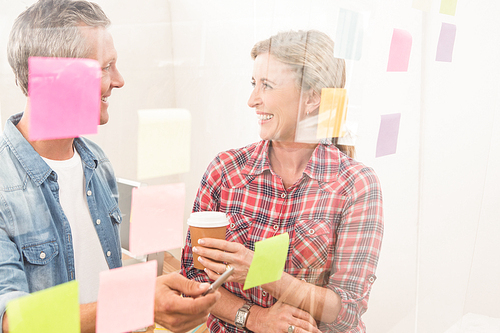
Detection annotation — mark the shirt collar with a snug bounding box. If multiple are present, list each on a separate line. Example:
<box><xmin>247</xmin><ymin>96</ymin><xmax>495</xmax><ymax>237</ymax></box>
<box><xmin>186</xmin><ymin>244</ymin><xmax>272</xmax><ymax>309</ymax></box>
<box><xmin>3</xmin><ymin>113</ymin><xmax>98</xmax><ymax>186</ymax></box>
<box><xmin>241</xmin><ymin>140</ymin><xmax>340</xmax><ymax>183</ymax></box>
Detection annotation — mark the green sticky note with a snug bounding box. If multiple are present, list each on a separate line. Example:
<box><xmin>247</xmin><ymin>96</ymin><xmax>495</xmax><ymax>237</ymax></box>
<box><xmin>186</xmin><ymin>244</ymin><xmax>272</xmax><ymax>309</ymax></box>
<box><xmin>7</xmin><ymin>280</ymin><xmax>80</xmax><ymax>333</ymax></box>
<box><xmin>440</xmin><ymin>0</ymin><xmax>458</xmax><ymax>16</ymax></box>
<box><xmin>243</xmin><ymin>233</ymin><xmax>289</xmax><ymax>290</ymax></box>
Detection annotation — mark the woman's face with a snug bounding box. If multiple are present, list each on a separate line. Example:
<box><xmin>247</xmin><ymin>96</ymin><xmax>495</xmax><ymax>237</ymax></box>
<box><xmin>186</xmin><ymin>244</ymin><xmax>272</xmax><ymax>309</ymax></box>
<box><xmin>248</xmin><ymin>53</ymin><xmax>306</xmax><ymax>142</ymax></box>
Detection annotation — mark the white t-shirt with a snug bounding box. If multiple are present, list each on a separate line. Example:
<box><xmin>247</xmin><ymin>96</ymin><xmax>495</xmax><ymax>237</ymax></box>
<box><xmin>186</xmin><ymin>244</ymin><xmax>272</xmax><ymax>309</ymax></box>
<box><xmin>43</xmin><ymin>151</ymin><xmax>109</xmax><ymax>304</ymax></box>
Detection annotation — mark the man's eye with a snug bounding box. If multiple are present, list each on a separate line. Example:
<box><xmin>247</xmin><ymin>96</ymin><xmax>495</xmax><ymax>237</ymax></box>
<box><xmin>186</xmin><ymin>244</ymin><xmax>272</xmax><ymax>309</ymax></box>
<box><xmin>102</xmin><ymin>65</ymin><xmax>111</xmax><ymax>72</ymax></box>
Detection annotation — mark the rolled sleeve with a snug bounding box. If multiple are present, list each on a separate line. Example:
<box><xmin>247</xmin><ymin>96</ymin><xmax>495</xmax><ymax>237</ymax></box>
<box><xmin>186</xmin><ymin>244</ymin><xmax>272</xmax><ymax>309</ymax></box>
<box><xmin>324</xmin><ymin>167</ymin><xmax>384</xmax><ymax>332</ymax></box>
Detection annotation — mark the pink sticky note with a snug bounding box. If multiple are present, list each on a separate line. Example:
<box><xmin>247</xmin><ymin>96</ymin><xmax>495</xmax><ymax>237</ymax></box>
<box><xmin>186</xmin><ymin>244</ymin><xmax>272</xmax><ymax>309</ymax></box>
<box><xmin>436</xmin><ymin>23</ymin><xmax>457</xmax><ymax>62</ymax></box>
<box><xmin>96</xmin><ymin>261</ymin><xmax>157</xmax><ymax>333</ymax></box>
<box><xmin>28</xmin><ymin>57</ymin><xmax>101</xmax><ymax>140</ymax></box>
<box><xmin>129</xmin><ymin>183</ymin><xmax>186</xmax><ymax>256</ymax></box>
<box><xmin>376</xmin><ymin>113</ymin><xmax>401</xmax><ymax>158</ymax></box>
<box><xmin>387</xmin><ymin>29</ymin><xmax>412</xmax><ymax>72</ymax></box>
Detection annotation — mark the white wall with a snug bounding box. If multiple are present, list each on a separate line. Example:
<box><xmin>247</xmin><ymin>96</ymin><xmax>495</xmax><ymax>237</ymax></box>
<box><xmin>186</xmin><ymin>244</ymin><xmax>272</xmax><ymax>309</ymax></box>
<box><xmin>0</xmin><ymin>0</ymin><xmax>499</xmax><ymax>332</ymax></box>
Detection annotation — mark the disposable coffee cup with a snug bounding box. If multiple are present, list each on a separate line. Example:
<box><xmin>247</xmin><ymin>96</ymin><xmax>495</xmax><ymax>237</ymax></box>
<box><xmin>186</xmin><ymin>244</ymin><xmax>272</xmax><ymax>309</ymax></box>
<box><xmin>187</xmin><ymin>211</ymin><xmax>229</xmax><ymax>270</ymax></box>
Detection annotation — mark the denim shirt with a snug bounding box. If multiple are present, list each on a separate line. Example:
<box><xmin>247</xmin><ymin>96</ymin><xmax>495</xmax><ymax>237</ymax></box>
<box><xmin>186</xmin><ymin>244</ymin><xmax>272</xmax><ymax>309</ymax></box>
<box><xmin>0</xmin><ymin>113</ymin><xmax>122</xmax><ymax>329</ymax></box>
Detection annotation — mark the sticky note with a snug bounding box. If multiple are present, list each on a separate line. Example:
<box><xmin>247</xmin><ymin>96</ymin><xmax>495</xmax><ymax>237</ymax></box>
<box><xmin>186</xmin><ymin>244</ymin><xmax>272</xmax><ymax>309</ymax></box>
<box><xmin>129</xmin><ymin>183</ymin><xmax>186</xmax><ymax>256</ymax></box>
<box><xmin>436</xmin><ymin>23</ymin><xmax>457</xmax><ymax>62</ymax></box>
<box><xmin>334</xmin><ymin>9</ymin><xmax>366</xmax><ymax>61</ymax></box>
<box><xmin>137</xmin><ymin>109</ymin><xmax>191</xmax><ymax>180</ymax></box>
<box><xmin>28</xmin><ymin>57</ymin><xmax>101</xmax><ymax>140</ymax></box>
<box><xmin>7</xmin><ymin>280</ymin><xmax>80</xmax><ymax>333</ymax></box>
<box><xmin>316</xmin><ymin>88</ymin><xmax>348</xmax><ymax>139</ymax></box>
<box><xmin>96</xmin><ymin>261</ymin><xmax>157</xmax><ymax>333</ymax></box>
<box><xmin>243</xmin><ymin>233</ymin><xmax>289</xmax><ymax>290</ymax></box>
<box><xmin>376</xmin><ymin>113</ymin><xmax>401</xmax><ymax>157</ymax></box>
<box><xmin>440</xmin><ymin>0</ymin><xmax>458</xmax><ymax>16</ymax></box>
<box><xmin>412</xmin><ymin>0</ymin><xmax>432</xmax><ymax>12</ymax></box>
<box><xmin>387</xmin><ymin>29</ymin><xmax>412</xmax><ymax>72</ymax></box>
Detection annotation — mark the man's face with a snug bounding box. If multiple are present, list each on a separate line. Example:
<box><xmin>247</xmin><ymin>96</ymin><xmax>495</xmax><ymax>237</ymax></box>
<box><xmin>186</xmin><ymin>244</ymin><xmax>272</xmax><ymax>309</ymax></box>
<box><xmin>82</xmin><ymin>26</ymin><xmax>124</xmax><ymax>125</ymax></box>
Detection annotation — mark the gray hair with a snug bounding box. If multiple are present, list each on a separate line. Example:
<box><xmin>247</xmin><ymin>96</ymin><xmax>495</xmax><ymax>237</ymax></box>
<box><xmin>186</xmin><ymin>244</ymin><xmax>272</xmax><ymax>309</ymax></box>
<box><xmin>251</xmin><ymin>30</ymin><xmax>346</xmax><ymax>93</ymax></box>
<box><xmin>7</xmin><ymin>0</ymin><xmax>110</xmax><ymax>96</ymax></box>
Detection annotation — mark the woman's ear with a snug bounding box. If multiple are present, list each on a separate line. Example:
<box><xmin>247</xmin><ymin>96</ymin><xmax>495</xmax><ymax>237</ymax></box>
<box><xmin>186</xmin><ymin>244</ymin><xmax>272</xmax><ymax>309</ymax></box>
<box><xmin>304</xmin><ymin>89</ymin><xmax>321</xmax><ymax>115</ymax></box>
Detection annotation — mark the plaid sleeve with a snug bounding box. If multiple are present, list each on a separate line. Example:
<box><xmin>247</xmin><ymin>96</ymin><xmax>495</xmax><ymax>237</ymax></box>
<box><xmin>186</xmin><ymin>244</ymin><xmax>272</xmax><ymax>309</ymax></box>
<box><xmin>181</xmin><ymin>155</ymin><xmax>223</xmax><ymax>283</ymax></box>
<box><xmin>324</xmin><ymin>166</ymin><xmax>384</xmax><ymax>332</ymax></box>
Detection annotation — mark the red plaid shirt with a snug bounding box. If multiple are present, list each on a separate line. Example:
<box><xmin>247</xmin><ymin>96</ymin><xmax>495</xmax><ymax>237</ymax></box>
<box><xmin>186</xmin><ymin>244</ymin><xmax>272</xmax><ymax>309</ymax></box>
<box><xmin>181</xmin><ymin>140</ymin><xmax>383</xmax><ymax>333</ymax></box>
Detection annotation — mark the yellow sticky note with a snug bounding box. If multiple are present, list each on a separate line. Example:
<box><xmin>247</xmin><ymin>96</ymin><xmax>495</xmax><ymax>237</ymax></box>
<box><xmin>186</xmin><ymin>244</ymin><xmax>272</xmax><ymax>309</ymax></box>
<box><xmin>7</xmin><ymin>281</ymin><xmax>80</xmax><ymax>333</ymax></box>
<box><xmin>440</xmin><ymin>0</ymin><xmax>458</xmax><ymax>16</ymax></box>
<box><xmin>412</xmin><ymin>0</ymin><xmax>432</xmax><ymax>12</ymax></box>
<box><xmin>243</xmin><ymin>233</ymin><xmax>289</xmax><ymax>290</ymax></box>
<box><xmin>316</xmin><ymin>88</ymin><xmax>348</xmax><ymax>139</ymax></box>
<box><xmin>137</xmin><ymin>109</ymin><xmax>191</xmax><ymax>180</ymax></box>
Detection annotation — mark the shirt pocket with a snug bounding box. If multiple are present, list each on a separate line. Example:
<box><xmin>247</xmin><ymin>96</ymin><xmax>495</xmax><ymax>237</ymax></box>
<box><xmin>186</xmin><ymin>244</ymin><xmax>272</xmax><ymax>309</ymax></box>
<box><xmin>22</xmin><ymin>240</ymin><xmax>60</xmax><ymax>292</ymax></box>
<box><xmin>22</xmin><ymin>240</ymin><xmax>59</xmax><ymax>265</ymax></box>
<box><xmin>291</xmin><ymin>219</ymin><xmax>333</xmax><ymax>270</ymax></box>
<box><xmin>226</xmin><ymin>214</ymin><xmax>252</xmax><ymax>247</ymax></box>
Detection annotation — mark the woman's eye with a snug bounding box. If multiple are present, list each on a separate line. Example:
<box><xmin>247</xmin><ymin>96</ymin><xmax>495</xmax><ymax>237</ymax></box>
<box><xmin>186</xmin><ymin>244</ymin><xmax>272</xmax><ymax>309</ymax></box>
<box><xmin>102</xmin><ymin>65</ymin><xmax>111</xmax><ymax>72</ymax></box>
<box><xmin>263</xmin><ymin>83</ymin><xmax>272</xmax><ymax>89</ymax></box>
<box><xmin>250</xmin><ymin>81</ymin><xmax>256</xmax><ymax>87</ymax></box>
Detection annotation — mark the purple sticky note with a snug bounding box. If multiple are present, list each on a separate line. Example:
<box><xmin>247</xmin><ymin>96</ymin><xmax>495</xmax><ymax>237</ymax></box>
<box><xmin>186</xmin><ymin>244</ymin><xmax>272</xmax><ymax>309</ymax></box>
<box><xmin>129</xmin><ymin>183</ymin><xmax>186</xmax><ymax>256</ymax></box>
<box><xmin>96</xmin><ymin>261</ymin><xmax>157</xmax><ymax>333</ymax></box>
<box><xmin>376</xmin><ymin>113</ymin><xmax>401</xmax><ymax>157</ymax></box>
<box><xmin>28</xmin><ymin>57</ymin><xmax>101</xmax><ymax>140</ymax></box>
<box><xmin>387</xmin><ymin>29</ymin><xmax>412</xmax><ymax>72</ymax></box>
<box><xmin>436</xmin><ymin>23</ymin><xmax>457</xmax><ymax>62</ymax></box>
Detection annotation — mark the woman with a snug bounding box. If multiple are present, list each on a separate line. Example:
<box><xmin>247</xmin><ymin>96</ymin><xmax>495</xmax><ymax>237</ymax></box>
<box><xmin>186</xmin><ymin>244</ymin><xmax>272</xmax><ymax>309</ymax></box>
<box><xmin>181</xmin><ymin>30</ymin><xmax>383</xmax><ymax>333</ymax></box>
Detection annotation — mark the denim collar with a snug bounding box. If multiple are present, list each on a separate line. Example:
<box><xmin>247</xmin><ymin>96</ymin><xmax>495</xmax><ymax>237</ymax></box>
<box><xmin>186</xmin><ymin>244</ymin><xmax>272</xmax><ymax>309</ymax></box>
<box><xmin>3</xmin><ymin>113</ymin><xmax>98</xmax><ymax>186</ymax></box>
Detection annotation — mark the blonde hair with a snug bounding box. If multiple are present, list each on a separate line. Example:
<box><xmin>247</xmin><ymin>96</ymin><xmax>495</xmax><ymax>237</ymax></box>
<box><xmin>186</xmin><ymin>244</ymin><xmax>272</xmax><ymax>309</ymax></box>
<box><xmin>7</xmin><ymin>0</ymin><xmax>110</xmax><ymax>96</ymax></box>
<box><xmin>251</xmin><ymin>30</ymin><xmax>355</xmax><ymax>158</ymax></box>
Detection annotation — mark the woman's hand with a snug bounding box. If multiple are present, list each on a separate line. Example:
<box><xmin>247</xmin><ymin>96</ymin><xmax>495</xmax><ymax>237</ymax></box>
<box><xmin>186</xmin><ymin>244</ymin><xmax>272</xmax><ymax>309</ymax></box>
<box><xmin>247</xmin><ymin>302</ymin><xmax>321</xmax><ymax>333</ymax></box>
<box><xmin>192</xmin><ymin>238</ymin><xmax>253</xmax><ymax>284</ymax></box>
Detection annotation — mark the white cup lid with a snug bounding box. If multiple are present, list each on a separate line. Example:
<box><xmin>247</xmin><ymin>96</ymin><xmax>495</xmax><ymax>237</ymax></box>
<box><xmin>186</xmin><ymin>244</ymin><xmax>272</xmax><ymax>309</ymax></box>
<box><xmin>187</xmin><ymin>211</ymin><xmax>229</xmax><ymax>227</ymax></box>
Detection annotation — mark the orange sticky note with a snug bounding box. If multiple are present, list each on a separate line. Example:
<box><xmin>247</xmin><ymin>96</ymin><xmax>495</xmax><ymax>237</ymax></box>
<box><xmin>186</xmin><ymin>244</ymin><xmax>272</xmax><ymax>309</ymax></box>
<box><xmin>316</xmin><ymin>88</ymin><xmax>348</xmax><ymax>139</ymax></box>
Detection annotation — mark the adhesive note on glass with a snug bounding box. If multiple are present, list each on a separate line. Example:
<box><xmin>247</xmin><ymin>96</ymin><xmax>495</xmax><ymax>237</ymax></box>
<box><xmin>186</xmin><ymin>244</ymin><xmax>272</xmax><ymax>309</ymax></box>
<box><xmin>243</xmin><ymin>233</ymin><xmax>289</xmax><ymax>290</ymax></box>
<box><xmin>28</xmin><ymin>57</ymin><xmax>101</xmax><ymax>140</ymax></box>
<box><xmin>436</xmin><ymin>23</ymin><xmax>457</xmax><ymax>62</ymax></box>
<box><xmin>7</xmin><ymin>280</ymin><xmax>80</xmax><ymax>333</ymax></box>
<box><xmin>412</xmin><ymin>0</ymin><xmax>432</xmax><ymax>12</ymax></box>
<box><xmin>317</xmin><ymin>88</ymin><xmax>348</xmax><ymax>139</ymax></box>
<box><xmin>440</xmin><ymin>0</ymin><xmax>458</xmax><ymax>16</ymax></box>
<box><xmin>387</xmin><ymin>29</ymin><xmax>412</xmax><ymax>72</ymax></box>
<box><xmin>129</xmin><ymin>183</ymin><xmax>185</xmax><ymax>256</ymax></box>
<box><xmin>96</xmin><ymin>261</ymin><xmax>157</xmax><ymax>333</ymax></box>
<box><xmin>137</xmin><ymin>109</ymin><xmax>191</xmax><ymax>180</ymax></box>
<box><xmin>335</xmin><ymin>9</ymin><xmax>366</xmax><ymax>61</ymax></box>
<box><xmin>376</xmin><ymin>113</ymin><xmax>401</xmax><ymax>157</ymax></box>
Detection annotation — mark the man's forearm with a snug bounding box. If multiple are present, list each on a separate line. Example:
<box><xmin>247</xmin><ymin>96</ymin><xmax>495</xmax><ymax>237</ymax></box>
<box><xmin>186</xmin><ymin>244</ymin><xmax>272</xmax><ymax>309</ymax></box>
<box><xmin>80</xmin><ymin>302</ymin><xmax>97</xmax><ymax>333</ymax></box>
<box><xmin>2</xmin><ymin>313</ymin><xmax>8</xmax><ymax>333</ymax></box>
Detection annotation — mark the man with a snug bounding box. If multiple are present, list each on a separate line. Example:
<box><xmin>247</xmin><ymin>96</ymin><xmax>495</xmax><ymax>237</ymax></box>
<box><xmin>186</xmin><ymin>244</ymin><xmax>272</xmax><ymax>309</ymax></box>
<box><xmin>0</xmin><ymin>1</ymin><xmax>219</xmax><ymax>332</ymax></box>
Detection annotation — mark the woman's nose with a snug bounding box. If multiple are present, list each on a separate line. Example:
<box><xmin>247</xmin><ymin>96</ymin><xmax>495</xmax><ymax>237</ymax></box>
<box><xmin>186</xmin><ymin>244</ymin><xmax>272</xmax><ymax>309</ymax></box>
<box><xmin>248</xmin><ymin>88</ymin><xmax>261</xmax><ymax>108</ymax></box>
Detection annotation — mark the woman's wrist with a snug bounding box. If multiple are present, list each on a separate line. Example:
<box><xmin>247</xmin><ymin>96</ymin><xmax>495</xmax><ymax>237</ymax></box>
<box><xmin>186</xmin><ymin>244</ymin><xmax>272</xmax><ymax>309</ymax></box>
<box><xmin>245</xmin><ymin>305</ymin><xmax>264</xmax><ymax>332</ymax></box>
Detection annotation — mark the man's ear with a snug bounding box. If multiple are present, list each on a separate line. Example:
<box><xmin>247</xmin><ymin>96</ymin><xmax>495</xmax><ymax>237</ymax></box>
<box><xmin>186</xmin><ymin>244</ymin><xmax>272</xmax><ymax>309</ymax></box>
<box><xmin>304</xmin><ymin>89</ymin><xmax>321</xmax><ymax>115</ymax></box>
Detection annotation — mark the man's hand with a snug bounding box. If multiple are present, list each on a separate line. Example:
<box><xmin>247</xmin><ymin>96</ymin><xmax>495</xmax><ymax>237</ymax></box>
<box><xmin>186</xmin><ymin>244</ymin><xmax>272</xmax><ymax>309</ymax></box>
<box><xmin>154</xmin><ymin>273</ymin><xmax>220</xmax><ymax>332</ymax></box>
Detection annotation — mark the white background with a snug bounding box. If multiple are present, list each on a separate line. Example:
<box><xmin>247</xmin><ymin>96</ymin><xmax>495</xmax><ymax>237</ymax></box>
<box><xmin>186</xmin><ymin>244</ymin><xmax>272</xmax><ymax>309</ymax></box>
<box><xmin>1</xmin><ymin>0</ymin><xmax>499</xmax><ymax>332</ymax></box>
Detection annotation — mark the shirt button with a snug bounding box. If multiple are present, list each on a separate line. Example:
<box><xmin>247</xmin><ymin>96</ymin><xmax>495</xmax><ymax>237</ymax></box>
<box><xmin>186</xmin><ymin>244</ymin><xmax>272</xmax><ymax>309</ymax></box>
<box><xmin>280</xmin><ymin>193</ymin><xmax>286</xmax><ymax>198</ymax></box>
<box><xmin>262</xmin><ymin>291</ymin><xmax>267</xmax><ymax>297</ymax></box>
<box><xmin>87</xmin><ymin>190</ymin><xmax>92</xmax><ymax>196</ymax></box>
<box><xmin>96</xmin><ymin>219</ymin><xmax>101</xmax><ymax>225</ymax></box>
<box><xmin>106</xmin><ymin>251</ymin><xmax>111</xmax><ymax>257</ymax></box>
<box><xmin>230</xmin><ymin>223</ymin><xmax>235</xmax><ymax>229</ymax></box>
<box><xmin>273</xmin><ymin>225</ymin><xmax>279</xmax><ymax>231</ymax></box>
<box><xmin>369</xmin><ymin>276</ymin><xmax>375</xmax><ymax>283</ymax></box>
<box><xmin>308</xmin><ymin>229</ymin><xmax>315</xmax><ymax>235</ymax></box>
<box><xmin>39</xmin><ymin>252</ymin><xmax>46</xmax><ymax>259</ymax></box>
